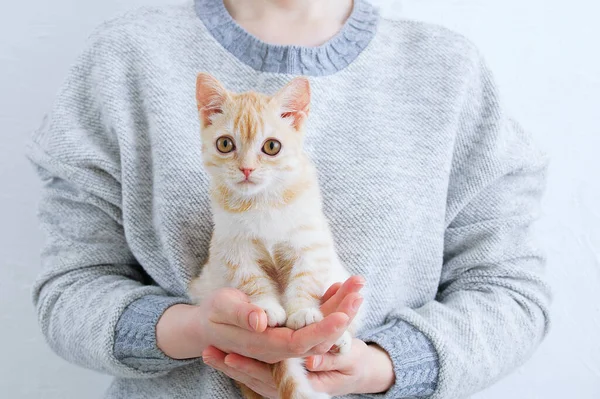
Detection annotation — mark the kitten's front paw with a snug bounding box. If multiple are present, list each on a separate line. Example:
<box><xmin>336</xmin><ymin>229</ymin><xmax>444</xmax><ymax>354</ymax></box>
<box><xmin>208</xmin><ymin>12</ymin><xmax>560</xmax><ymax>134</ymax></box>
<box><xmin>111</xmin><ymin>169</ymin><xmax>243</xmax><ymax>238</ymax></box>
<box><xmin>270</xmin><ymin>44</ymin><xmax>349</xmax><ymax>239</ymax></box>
<box><xmin>331</xmin><ymin>331</ymin><xmax>352</xmax><ymax>355</ymax></box>
<box><xmin>253</xmin><ymin>299</ymin><xmax>287</xmax><ymax>327</ymax></box>
<box><xmin>286</xmin><ymin>308</ymin><xmax>324</xmax><ymax>330</ymax></box>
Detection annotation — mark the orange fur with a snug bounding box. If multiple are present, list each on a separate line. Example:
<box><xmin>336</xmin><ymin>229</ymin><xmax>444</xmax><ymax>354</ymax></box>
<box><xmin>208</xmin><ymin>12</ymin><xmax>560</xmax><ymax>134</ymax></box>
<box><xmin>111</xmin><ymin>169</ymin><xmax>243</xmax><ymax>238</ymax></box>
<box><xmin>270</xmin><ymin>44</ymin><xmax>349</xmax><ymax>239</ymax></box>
<box><xmin>255</xmin><ymin>240</ymin><xmax>289</xmax><ymax>295</ymax></box>
<box><xmin>271</xmin><ymin>362</ymin><xmax>298</xmax><ymax>399</ymax></box>
<box><xmin>238</xmin><ymin>275</ymin><xmax>269</xmax><ymax>298</ymax></box>
<box><xmin>212</xmin><ymin>179</ymin><xmax>309</xmax><ymax>213</ymax></box>
<box><xmin>301</xmin><ymin>242</ymin><xmax>330</xmax><ymax>252</ymax></box>
<box><xmin>231</xmin><ymin>93</ymin><xmax>267</xmax><ymax>142</ymax></box>
<box><xmin>290</xmin><ymin>270</ymin><xmax>313</xmax><ymax>280</ymax></box>
<box><xmin>273</xmin><ymin>244</ymin><xmax>299</xmax><ymax>284</ymax></box>
<box><xmin>213</xmin><ymin>184</ymin><xmax>254</xmax><ymax>213</ymax></box>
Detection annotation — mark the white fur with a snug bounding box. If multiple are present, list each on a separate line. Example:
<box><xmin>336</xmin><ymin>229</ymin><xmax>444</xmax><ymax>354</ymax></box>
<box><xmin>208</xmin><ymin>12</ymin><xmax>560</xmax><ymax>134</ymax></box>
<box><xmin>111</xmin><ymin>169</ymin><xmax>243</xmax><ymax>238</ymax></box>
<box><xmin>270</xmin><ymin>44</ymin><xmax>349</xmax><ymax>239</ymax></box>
<box><xmin>283</xmin><ymin>358</ymin><xmax>330</xmax><ymax>399</ymax></box>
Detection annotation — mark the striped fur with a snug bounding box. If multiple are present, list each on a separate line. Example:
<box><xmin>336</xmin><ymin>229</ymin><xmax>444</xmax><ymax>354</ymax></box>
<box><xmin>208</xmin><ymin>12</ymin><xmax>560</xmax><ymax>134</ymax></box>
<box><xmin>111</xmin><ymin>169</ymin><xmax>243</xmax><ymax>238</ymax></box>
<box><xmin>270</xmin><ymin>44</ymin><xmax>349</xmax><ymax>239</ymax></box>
<box><xmin>189</xmin><ymin>74</ymin><xmax>361</xmax><ymax>399</ymax></box>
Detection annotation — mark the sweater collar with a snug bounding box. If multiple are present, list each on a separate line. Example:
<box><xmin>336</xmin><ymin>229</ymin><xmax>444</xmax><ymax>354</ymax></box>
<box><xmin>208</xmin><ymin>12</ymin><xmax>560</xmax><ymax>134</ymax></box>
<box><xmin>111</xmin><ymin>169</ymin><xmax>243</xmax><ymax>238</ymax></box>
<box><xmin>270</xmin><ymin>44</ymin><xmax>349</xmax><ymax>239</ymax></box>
<box><xmin>194</xmin><ymin>0</ymin><xmax>379</xmax><ymax>76</ymax></box>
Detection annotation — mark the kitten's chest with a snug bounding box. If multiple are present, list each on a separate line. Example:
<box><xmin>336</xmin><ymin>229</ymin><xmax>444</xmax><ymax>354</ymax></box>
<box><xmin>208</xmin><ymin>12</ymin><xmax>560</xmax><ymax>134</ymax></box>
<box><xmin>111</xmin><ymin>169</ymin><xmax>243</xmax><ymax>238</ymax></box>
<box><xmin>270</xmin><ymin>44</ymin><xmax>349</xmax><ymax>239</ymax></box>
<box><xmin>214</xmin><ymin>205</ymin><xmax>311</xmax><ymax>244</ymax></box>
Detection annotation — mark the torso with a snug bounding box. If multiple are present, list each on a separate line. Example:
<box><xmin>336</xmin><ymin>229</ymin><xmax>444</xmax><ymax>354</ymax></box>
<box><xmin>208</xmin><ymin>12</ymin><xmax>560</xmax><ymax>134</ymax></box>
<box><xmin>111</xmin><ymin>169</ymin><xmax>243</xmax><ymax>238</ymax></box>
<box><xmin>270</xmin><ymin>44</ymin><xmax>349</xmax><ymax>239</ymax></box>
<box><xmin>107</xmin><ymin>4</ymin><xmax>471</xmax><ymax>319</ymax></box>
<box><xmin>99</xmin><ymin>3</ymin><xmax>478</xmax><ymax>397</ymax></box>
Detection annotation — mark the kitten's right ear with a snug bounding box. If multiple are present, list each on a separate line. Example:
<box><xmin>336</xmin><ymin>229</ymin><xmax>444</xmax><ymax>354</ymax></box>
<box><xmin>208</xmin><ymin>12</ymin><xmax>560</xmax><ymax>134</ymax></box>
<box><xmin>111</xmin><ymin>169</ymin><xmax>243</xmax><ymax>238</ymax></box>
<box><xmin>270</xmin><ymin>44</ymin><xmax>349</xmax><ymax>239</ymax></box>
<box><xmin>272</xmin><ymin>77</ymin><xmax>311</xmax><ymax>131</ymax></box>
<box><xmin>196</xmin><ymin>73</ymin><xmax>228</xmax><ymax>128</ymax></box>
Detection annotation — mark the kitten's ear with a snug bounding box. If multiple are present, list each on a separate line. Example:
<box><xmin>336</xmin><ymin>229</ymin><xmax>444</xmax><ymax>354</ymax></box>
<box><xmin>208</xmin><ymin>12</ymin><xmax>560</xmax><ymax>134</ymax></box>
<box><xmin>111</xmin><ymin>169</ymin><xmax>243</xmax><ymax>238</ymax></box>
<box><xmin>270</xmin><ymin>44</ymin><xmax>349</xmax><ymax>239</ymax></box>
<box><xmin>196</xmin><ymin>73</ymin><xmax>229</xmax><ymax>128</ymax></box>
<box><xmin>272</xmin><ymin>77</ymin><xmax>311</xmax><ymax>130</ymax></box>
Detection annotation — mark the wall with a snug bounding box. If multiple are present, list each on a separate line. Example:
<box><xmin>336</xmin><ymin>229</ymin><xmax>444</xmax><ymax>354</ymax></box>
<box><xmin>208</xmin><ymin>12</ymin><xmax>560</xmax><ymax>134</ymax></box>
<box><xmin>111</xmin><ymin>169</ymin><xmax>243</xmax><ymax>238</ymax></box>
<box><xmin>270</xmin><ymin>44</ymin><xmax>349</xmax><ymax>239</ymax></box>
<box><xmin>1</xmin><ymin>0</ymin><xmax>598</xmax><ymax>398</ymax></box>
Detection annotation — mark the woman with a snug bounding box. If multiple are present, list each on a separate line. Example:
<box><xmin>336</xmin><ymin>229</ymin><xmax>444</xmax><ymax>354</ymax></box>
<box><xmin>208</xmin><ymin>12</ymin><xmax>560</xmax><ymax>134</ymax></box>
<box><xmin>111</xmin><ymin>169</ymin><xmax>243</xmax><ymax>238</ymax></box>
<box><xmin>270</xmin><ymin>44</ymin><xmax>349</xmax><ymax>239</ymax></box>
<box><xmin>27</xmin><ymin>0</ymin><xmax>550</xmax><ymax>398</ymax></box>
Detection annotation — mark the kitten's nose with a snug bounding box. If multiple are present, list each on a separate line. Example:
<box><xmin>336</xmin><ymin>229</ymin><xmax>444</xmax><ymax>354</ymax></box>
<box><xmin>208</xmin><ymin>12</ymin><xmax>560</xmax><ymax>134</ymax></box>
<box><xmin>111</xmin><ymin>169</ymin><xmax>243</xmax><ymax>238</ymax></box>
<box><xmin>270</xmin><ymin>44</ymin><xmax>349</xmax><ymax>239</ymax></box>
<box><xmin>239</xmin><ymin>168</ymin><xmax>254</xmax><ymax>179</ymax></box>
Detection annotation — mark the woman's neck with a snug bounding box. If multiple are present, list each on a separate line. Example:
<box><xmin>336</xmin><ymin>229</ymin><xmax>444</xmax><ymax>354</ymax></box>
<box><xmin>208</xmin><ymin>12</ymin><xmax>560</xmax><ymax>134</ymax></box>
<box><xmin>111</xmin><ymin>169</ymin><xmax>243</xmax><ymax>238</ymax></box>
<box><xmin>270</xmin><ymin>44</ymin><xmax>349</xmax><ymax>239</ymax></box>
<box><xmin>224</xmin><ymin>0</ymin><xmax>352</xmax><ymax>22</ymax></box>
<box><xmin>223</xmin><ymin>0</ymin><xmax>354</xmax><ymax>46</ymax></box>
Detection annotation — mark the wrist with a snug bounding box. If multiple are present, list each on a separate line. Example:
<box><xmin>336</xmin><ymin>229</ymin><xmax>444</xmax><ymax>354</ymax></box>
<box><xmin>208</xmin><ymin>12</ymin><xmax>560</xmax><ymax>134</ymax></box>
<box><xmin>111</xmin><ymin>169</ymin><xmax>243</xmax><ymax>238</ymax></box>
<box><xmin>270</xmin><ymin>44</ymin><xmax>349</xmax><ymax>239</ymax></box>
<box><xmin>156</xmin><ymin>303</ymin><xmax>205</xmax><ymax>360</ymax></box>
<box><xmin>363</xmin><ymin>343</ymin><xmax>395</xmax><ymax>394</ymax></box>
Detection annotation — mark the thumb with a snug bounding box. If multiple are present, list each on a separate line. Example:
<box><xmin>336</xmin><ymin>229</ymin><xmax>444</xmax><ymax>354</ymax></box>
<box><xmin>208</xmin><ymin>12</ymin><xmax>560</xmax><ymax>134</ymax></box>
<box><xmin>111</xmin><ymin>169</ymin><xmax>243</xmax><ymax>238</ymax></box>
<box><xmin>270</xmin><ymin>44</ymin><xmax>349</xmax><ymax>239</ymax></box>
<box><xmin>209</xmin><ymin>288</ymin><xmax>268</xmax><ymax>332</ymax></box>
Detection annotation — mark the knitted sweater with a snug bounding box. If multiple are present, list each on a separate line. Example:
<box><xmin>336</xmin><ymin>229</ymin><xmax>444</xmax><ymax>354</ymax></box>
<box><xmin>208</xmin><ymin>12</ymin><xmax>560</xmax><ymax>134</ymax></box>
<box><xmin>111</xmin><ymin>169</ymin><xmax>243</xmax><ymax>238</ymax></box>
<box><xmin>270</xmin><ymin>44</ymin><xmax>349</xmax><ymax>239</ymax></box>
<box><xmin>26</xmin><ymin>1</ymin><xmax>550</xmax><ymax>398</ymax></box>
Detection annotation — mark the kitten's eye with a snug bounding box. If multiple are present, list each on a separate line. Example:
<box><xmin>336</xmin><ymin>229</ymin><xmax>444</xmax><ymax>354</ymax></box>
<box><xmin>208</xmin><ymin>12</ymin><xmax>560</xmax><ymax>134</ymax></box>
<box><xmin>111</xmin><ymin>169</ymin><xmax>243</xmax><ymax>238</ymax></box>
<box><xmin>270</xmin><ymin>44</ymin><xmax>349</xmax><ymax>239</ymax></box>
<box><xmin>216</xmin><ymin>136</ymin><xmax>235</xmax><ymax>153</ymax></box>
<box><xmin>262</xmin><ymin>139</ymin><xmax>281</xmax><ymax>156</ymax></box>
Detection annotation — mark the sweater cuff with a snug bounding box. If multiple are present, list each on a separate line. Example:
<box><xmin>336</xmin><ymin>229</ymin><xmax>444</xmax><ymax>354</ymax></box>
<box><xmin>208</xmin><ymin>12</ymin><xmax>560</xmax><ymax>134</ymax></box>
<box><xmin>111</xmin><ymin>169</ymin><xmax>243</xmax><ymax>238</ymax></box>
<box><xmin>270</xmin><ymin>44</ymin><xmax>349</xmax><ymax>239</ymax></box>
<box><xmin>114</xmin><ymin>294</ymin><xmax>196</xmax><ymax>372</ymax></box>
<box><xmin>358</xmin><ymin>318</ymin><xmax>439</xmax><ymax>398</ymax></box>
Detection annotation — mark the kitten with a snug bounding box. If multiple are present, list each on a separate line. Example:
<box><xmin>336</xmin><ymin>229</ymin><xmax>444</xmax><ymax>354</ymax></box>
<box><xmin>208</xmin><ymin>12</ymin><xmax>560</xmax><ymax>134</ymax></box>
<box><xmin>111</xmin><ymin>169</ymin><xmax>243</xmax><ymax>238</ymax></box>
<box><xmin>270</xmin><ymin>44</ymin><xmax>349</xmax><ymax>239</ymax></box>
<box><xmin>189</xmin><ymin>73</ymin><xmax>360</xmax><ymax>399</ymax></box>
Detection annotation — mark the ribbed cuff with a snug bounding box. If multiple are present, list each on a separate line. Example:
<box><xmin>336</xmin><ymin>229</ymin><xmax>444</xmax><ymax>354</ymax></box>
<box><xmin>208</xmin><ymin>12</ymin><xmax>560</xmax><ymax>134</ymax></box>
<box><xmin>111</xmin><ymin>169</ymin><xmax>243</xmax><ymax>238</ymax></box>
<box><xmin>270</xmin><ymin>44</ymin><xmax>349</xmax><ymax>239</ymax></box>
<box><xmin>358</xmin><ymin>318</ymin><xmax>439</xmax><ymax>398</ymax></box>
<box><xmin>114</xmin><ymin>294</ymin><xmax>196</xmax><ymax>372</ymax></box>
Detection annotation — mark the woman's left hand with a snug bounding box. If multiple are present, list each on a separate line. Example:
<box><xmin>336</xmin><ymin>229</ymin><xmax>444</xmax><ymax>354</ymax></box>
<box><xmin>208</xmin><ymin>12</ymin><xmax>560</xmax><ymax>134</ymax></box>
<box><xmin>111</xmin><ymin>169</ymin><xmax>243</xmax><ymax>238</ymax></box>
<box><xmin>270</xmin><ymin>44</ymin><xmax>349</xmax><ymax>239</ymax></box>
<box><xmin>202</xmin><ymin>338</ymin><xmax>395</xmax><ymax>397</ymax></box>
<box><xmin>305</xmin><ymin>339</ymin><xmax>395</xmax><ymax>396</ymax></box>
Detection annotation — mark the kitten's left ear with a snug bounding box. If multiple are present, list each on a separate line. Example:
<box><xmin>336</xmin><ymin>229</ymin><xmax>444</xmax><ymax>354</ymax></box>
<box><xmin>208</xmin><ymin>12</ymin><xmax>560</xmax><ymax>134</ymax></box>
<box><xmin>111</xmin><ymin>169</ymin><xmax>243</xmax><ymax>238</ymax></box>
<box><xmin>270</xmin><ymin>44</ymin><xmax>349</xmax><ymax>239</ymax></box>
<box><xmin>272</xmin><ymin>77</ymin><xmax>311</xmax><ymax>130</ymax></box>
<box><xmin>196</xmin><ymin>73</ymin><xmax>229</xmax><ymax>128</ymax></box>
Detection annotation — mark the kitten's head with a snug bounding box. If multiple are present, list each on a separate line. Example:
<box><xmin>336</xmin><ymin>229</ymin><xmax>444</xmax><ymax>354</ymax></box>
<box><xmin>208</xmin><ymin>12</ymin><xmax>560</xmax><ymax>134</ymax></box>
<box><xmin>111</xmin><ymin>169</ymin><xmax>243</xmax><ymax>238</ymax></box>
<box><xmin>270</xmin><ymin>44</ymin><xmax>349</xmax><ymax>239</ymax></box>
<box><xmin>196</xmin><ymin>73</ymin><xmax>310</xmax><ymax>197</ymax></box>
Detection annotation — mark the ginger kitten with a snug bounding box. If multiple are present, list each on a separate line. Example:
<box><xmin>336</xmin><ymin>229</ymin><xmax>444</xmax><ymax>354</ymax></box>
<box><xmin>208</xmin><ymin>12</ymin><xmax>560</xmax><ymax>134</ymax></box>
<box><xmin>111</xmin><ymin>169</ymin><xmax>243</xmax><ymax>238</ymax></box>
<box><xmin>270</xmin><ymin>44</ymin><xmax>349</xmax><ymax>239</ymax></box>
<box><xmin>189</xmin><ymin>73</ymin><xmax>360</xmax><ymax>399</ymax></box>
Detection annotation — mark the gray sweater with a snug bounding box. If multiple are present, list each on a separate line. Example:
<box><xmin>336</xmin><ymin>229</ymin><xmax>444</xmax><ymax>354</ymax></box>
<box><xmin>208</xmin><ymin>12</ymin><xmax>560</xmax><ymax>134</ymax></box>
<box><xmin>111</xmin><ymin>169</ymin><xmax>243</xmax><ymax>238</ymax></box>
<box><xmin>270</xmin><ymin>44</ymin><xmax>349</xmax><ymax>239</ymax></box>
<box><xmin>26</xmin><ymin>1</ymin><xmax>551</xmax><ymax>398</ymax></box>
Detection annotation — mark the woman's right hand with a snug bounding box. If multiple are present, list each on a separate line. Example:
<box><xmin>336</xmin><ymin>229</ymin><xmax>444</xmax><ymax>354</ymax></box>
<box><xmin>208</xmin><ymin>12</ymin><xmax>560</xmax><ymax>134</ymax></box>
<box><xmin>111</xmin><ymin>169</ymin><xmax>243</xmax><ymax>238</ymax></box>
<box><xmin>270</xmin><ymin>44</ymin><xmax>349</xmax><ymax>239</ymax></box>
<box><xmin>156</xmin><ymin>276</ymin><xmax>364</xmax><ymax>363</ymax></box>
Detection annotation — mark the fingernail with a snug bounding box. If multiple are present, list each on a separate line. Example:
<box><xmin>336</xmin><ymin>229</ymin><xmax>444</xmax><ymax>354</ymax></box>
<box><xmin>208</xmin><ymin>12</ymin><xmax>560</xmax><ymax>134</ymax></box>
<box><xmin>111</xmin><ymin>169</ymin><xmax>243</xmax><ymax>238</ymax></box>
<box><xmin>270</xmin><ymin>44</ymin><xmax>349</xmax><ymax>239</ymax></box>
<box><xmin>312</xmin><ymin>355</ymin><xmax>322</xmax><ymax>369</ymax></box>
<box><xmin>203</xmin><ymin>356</ymin><xmax>213</xmax><ymax>365</ymax></box>
<box><xmin>355</xmin><ymin>276</ymin><xmax>366</xmax><ymax>286</ymax></box>
<box><xmin>249</xmin><ymin>311</ymin><xmax>259</xmax><ymax>331</ymax></box>
<box><xmin>352</xmin><ymin>297</ymin><xmax>364</xmax><ymax>312</ymax></box>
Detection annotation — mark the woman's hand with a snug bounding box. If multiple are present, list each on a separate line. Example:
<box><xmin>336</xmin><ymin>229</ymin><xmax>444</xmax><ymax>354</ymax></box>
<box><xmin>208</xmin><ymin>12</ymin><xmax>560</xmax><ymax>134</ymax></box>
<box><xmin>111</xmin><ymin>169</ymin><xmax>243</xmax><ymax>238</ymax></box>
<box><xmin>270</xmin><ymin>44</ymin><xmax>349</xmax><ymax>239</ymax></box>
<box><xmin>203</xmin><ymin>339</ymin><xmax>395</xmax><ymax>397</ymax></box>
<box><xmin>156</xmin><ymin>276</ymin><xmax>365</xmax><ymax>363</ymax></box>
<box><xmin>306</xmin><ymin>340</ymin><xmax>395</xmax><ymax>395</ymax></box>
<box><xmin>200</xmin><ymin>277</ymin><xmax>388</xmax><ymax>397</ymax></box>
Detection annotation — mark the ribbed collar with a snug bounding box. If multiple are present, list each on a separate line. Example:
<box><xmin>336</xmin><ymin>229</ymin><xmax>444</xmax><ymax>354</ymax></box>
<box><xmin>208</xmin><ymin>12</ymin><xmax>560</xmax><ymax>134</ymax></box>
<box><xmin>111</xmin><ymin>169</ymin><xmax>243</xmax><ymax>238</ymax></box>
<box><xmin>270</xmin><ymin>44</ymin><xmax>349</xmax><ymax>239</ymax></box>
<box><xmin>194</xmin><ymin>0</ymin><xmax>379</xmax><ymax>76</ymax></box>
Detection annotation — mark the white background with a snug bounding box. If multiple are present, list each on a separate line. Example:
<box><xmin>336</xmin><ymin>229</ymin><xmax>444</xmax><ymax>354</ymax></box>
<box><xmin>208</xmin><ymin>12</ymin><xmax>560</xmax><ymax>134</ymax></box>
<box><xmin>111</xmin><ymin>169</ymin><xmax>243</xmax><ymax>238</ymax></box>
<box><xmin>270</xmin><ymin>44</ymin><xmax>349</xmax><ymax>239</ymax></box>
<box><xmin>1</xmin><ymin>0</ymin><xmax>598</xmax><ymax>398</ymax></box>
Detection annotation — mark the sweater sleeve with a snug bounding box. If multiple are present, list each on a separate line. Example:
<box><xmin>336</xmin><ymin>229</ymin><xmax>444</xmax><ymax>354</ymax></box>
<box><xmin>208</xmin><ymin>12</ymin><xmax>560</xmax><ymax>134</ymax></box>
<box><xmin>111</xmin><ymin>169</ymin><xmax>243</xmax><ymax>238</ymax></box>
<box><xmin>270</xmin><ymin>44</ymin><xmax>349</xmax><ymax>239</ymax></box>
<box><xmin>114</xmin><ymin>295</ymin><xmax>195</xmax><ymax>372</ymax></box>
<box><xmin>363</xmin><ymin>53</ymin><xmax>550</xmax><ymax>398</ymax></box>
<box><xmin>26</xmin><ymin>31</ymin><xmax>196</xmax><ymax>378</ymax></box>
<box><xmin>359</xmin><ymin>319</ymin><xmax>439</xmax><ymax>398</ymax></box>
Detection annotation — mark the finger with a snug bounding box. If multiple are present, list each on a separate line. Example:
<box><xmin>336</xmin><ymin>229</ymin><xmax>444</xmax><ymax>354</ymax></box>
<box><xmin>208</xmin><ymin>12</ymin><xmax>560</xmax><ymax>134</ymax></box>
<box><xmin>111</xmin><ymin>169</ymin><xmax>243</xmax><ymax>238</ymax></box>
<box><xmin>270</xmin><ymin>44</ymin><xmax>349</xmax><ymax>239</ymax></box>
<box><xmin>202</xmin><ymin>347</ymin><xmax>277</xmax><ymax>398</ymax></box>
<box><xmin>210</xmin><ymin>322</ymin><xmax>289</xmax><ymax>362</ymax></box>
<box><xmin>334</xmin><ymin>293</ymin><xmax>363</xmax><ymax>324</ymax></box>
<box><xmin>210</xmin><ymin>288</ymin><xmax>268</xmax><ymax>332</ymax></box>
<box><xmin>202</xmin><ymin>345</ymin><xmax>231</xmax><ymax>366</ymax></box>
<box><xmin>213</xmin><ymin>312</ymin><xmax>352</xmax><ymax>362</ymax></box>
<box><xmin>311</xmin><ymin>294</ymin><xmax>362</xmax><ymax>354</ymax></box>
<box><xmin>320</xmin><ymin>276</ymin><xmax>365</xmax><ymax>317</ymax></box>
<box><xmin>321</xmin><ymin>282</ymin><xmax>342</xmax><ymax>304</ymax></box>
<box><xmin>288</xmin><ymin>312</ymin><xmax>349</xmax><ymax>355</ymax></box>
<box><xmin>215</xmin><ymin>311</ymin><xmax>349</xmax><ymax>361</ymax></box>
<box><xmin>306</xmin><ymin>351</ymin><xmax>353</xmax><ymax>372</ymax></box>
<box><xmin>224</xmin><ymin>353</ymin><xmax>275</xmax><ymax>387</ymax></box>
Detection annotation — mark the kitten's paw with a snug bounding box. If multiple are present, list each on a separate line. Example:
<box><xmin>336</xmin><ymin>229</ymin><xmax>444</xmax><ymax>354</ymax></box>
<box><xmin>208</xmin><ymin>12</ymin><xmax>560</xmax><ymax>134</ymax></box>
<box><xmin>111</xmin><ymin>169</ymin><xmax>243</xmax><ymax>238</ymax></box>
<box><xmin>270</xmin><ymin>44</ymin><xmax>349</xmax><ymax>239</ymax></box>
<box><xmin>331</xmin><ymin>331</ymin><xmax>352</xmax><ymax>355</ymax></box>
<box><xmin>286</xmin><ymin>308</ymin><xmax>324</xmax><ymax>330</ymax></box>
<box><xmin>253</xmin><ymin>299</ymin><xmax>287</xmax><ymax>327</ymax></box>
